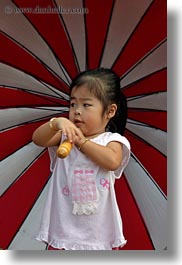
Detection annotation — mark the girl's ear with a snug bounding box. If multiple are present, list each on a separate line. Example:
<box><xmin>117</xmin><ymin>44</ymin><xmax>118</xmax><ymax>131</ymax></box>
<box><xmin>107</xmin><ymin>104</ymin><xmax>117</xmax><ymax>119</ymax></box>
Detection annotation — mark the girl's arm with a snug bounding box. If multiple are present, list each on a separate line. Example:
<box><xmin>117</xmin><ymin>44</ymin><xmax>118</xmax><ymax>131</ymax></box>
<box><xmin>32</xmin><ymin>121</ymin><xmax>61</xmax><ymax>147</ymax></box>
<box><xmin>79</xmin><ymin>140</ymin><xmax>123</xmax><ymax>171</ymax></box>
<box><xmin>32</xmin><ymin>117</ymin><xmax>82</xmax><ymax>147</ymax></box>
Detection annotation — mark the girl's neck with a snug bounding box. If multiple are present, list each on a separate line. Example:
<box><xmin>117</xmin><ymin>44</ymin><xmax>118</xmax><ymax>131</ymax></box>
<box><xmin>86</xmin><ymin>131</ymin><xmax>106</xmax><ymax>140</ymax></box>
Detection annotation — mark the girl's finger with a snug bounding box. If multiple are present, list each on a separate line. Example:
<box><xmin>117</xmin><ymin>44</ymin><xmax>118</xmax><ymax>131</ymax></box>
<box><xmin>75</xmin><ymin>128</ymin><xmax>84</xmax><ymax>139</ymax></box>
<box><xmin>66</xmin><ymin>127</ymin><xmax>77</xmax><ymax>143</ymax></box>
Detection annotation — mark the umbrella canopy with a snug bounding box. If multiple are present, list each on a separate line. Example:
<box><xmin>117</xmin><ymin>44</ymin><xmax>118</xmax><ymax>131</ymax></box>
<box><xmin>0</xmin><ymin>0</ymin><xmax>167</xmax><ymax>250</ymax></box>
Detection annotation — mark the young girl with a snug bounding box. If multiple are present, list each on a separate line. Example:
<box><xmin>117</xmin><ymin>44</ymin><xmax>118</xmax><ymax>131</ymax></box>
<box><xmin>32</xmin><ymin>68</ymin><xmax>130</xmax><ymax>250</ymax></box>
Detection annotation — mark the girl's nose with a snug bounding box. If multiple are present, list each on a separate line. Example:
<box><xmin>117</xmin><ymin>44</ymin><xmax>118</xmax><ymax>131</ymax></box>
<box><xmin>75</xmin><ymin>109</ymin><xmax>81</xmax><ymax>115</ymax></box>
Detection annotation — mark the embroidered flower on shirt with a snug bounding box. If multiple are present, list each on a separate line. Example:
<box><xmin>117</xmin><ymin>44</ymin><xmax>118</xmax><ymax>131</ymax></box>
<box><xmin>100</xmin><ymin>178</ymin><xmax>110</xmax><ymax>190</ymax></box>
<box><xmin>62</xmin><ymin>185</ymin><xmax>70</xmax><ymax>196</ymax></box>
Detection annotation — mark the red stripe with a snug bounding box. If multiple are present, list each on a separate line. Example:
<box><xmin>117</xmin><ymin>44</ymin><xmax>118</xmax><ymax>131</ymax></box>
<box><xmin>1</xmin><ymin>121</ymin><xmax>47</xmax><ymax>160</ymax></box>
<box><xmin>85</xmin><ymin>0</ymin><xmax>114</xmax><ymax>68</ymax></box>
<box><xmin>0</xmin><ymin>151</ymin><xmax>50</xmax><ymax>249</ymax></box>
<box><xmin>123</xmin><ymin>69</ymin><xmax>167</xmax><ymax>97</ymax></box>
<box><xmin>0</xmin><ymin>87</ymin><xmax>68</xmax><ymax>108</ymax></box>
<box><xmin>113</xmin><ymin>0</ymin><xmax>167</xmax><ymax>76</ymax></box>
<box><xmin>125</xmin><ymin>131</ymin><xmax>167</xmax><ymax>195</ymax></box>
<box><xmin>0</xmin><ymin>34</ymin><xmax>69</xmax><ymax>93</ymax></box>
<box><xmin>115</xmin><ymin>176</ymin><xmax>154</xmax><ymax>249</ymax></box>
<box><xmin>13</xmin><ymin>0</ymin><xmax>78</xmax><ymax>79</ymax></box>
<box><xmin>1</xmin><ymin>113</ymin><xmax>68</xmax><ymax>161</ymax></box>
<box><xmin>128</xmin><ymin>111</ymin><xmax>167</xmax><ymax>131</ymax></box>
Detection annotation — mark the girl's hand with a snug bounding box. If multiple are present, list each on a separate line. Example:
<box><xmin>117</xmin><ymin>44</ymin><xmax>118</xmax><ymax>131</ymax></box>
<box><xmin>32</xmin><ymin>117</ymin><xmax>85</xmax><ymax>147</ymax></box>
<box><xmin>53</xmin><ymin>117</ymin><xmax>77</xmax><ymax>143</ymax></box>
<box><xmin>73</xmin><ymin>128</ymin><xmax>86</xmax><ymax>148</ymax></box>
<box><xmin>53</xmin><ymin>117</ymin><xmax>85</xmax><ymax>144</ymax></box>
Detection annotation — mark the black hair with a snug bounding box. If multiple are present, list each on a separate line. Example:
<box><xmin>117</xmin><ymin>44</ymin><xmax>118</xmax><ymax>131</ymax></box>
<box><xmin>70</xmin><ymin>68</ymin><xmax>127</xmax><ymax>135</ymax></box>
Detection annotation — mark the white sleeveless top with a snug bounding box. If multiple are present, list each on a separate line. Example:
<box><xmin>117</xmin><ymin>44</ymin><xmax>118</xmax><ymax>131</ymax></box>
<box><xmin>36</xmin><ymin>132</ymin><xmax>130</xmax><ymax>250</ymax></box>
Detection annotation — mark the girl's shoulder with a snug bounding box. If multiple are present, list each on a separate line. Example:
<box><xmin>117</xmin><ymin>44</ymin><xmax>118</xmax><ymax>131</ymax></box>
<box><xmin>92</xmin><ymin>132</ymin><xmax>130</xmax><ymax>150</ymax></box>
<box><xmin>94</xmin><ymin>132</ymin><xmax>131</xmax><ymax>178</ymax></box>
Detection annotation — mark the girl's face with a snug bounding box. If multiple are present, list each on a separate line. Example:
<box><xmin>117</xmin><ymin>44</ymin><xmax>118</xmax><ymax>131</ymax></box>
<box><xmin>69</xmin><ymin>85</ymin><xmax>109</xmax><ymax>137</ymax></box>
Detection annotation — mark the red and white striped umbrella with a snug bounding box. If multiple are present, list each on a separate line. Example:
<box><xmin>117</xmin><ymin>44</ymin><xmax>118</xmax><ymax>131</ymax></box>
<box><xmin>0</xmin><ymin>0</ymin><xmax>167</xmax><ymax>250</ymax></box>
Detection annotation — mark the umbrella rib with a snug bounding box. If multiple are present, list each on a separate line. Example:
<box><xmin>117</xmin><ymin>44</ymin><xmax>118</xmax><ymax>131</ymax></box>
<box><xmin>122</xmin><ymin>174</ymin><xmax>156</xmax><ymax>249</ymax></box>
<box><xmin>97</xmin><ymin>0</ymin><xmax>115</xmax><ymax>68</ymax></box>
<box><xmin>128</xmin><ymin>107</ymin><xmax>166</xmax><ymax>113</ymax></box>
<box><xmin>127</xmin><ymin>91</ymin><xmax>165</xmax><ymax>101</ymax></box>
<box><xmin>119</xmin><ymin>38</ymin><xmax>167</xmax><ymax>81</ymax></box>
<box><xmin>0</xmin><ymin>29</ymin><xmax>70</xmax><ymax>87</ymax></box>
<box><xmin>127</xmin><ymin>109</ymin><xmax>167</xmax><ymax>132</ymax></box>
<box><xmin>130</xmin><ymin>152</ymin><xmax>167</xmax><ymax>200</ymax></box>
<box><xmin>0</xmin><ymin>148</ymin><xmax>47</xmax><ymax>198</ymax></box>
<box><xmin>39</xmin><ymin>79</ymin><xmax>69</xmax><ymax>99</ymax></box>
<box><xmin>0</xmin><ymin>101</ymin><xmax>67</xmax><ymax>109</ymax></box>
<box><xmin>127</xmin><ymin>117</ymin><xmax>166</xmax><ymax>133</ymax></box>
<box><xmin>0</xmin><ymin>51</ymin><xmax>70</xmax><ymax>94</ymax></box>
<box><xmin>127</xmin><ymin>118</ymin><xmax>161</xmax><ymax>130</ymax></box>
<box><xmin>0</xmin><ymin>60</ymin><xmax>70</xmax><ymax>99</ymax></box>
<box><xmin>127</xmin><ymin>106</ymin><xmax>167</xmax><ymax>113</ymax></box>
<box><xmin>83</xmin><ymin>0</ymin><xmax>89</xmax><ymax>69</ymax></box>
<box><xmin>10</xmin><ymin>1</ymin><xmax>77</xmax><ymax>84</ymax></box>
<box><xmin>1</xmin><ymin>139</ymin><xmax>32</xmax><ymax>162</ymax></box>
<box><xmin>111</xmin><ymin>0</ymin><xmax>155</xmax><ymax>70</ymax></box>
<box><xmin>122</xmin><ymin>67</ymin><xmax>167</xmax><ymax>91</ymax></box>
<box><xmin>125</xmin><ymin>128</ymin><xmax>166</xmax><ymax>158</ymax></box>
<box><xmin>32</xmin><ymin>106</ymin><xmax>68</xmax><ymax>111</ymax></box>
<box><xmin>53</xmin><ymin>0</ymin><xmax>80</xmax><ymax>73</ymax></box>
<box><xmin>0</xmin><ymin>84</ymin><xmax>68</xmax><ymax>104</ymax></box>
<box><xmin>128</xmin><ymin>108</ymin><xmax>166</xmax><ymax>113</ymax></box>
<box><xmin>0</xmin><ymin>113</ymin><xmax>67</xmax><ymax>133</ymax></box>
<box><xmin>6</xmin><ymin>172</ymin><xmax>52</xmax><ymax>250</ymax></box>
<box><xmin>11</xmin><ymin>0</ymin><xmax>72</xmax><ymax>82</ymax></box>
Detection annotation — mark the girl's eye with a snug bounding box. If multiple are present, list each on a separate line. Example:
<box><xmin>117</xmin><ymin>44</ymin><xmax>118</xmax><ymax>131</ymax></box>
<box><xmin>70</xmin><ymin>102</ymin><xmax>76</xmax><ymax>107</ymax></box>
<box><xmin>83</xmin><ymin>103</ymin><xmax>91</xmax><ymax>107</ymax></box>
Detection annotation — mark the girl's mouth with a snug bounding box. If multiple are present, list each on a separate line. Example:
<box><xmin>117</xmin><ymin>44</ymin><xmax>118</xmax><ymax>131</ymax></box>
<box><xmin>74</xmin><ymin>119</ymin><xmax>84</xmax><ymax>126</ymax></box>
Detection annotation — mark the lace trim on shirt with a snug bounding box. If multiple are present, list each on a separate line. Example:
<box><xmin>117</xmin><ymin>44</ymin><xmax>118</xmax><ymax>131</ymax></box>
<box><xmin>71</xmin><ymin>169</ymin><xmax>98</xmax><ymax>215</ymax></box>
<box><xmin>36</xmin><ymin>232</ymin><xmax>127</xmax><ymax>250</ymax></box>
<box><xmin>72</xmin><ymin>201</ymin><xmax>97</xmax><ymax>215</ymax></box>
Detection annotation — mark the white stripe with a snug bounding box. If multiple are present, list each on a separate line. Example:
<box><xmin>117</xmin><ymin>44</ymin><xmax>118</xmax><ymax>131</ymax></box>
<box><xmin>0</xmin><ymin>143</ymin><xmax>45</xmax><ymax>196</ymax></box>
<box><xmin>8</xmin><ymin>179</ymin><xmax>50</xmax><ymax>250</ymax></box>
<box><xmin>0</xmin><ymin>107</ymin><xmax>69</xmax><ymax>131</ymax></box>
<box><xmin>41</xmin><ymin>81</ymin><xmax>69</xmax><ymax>100</ymax></box>
<box><xmin>127</xmin><ymin>92</ymin><xmax>167</xmax><ymax>111</ymax></box>
<box><xmin>121</xmin><ymin>41</ymin><xmax>167</xmax><ymax>87</ymax></box>
<box><xmin>0</xmin><ymin>0</ymin><xmax>70</xmax><ymax>84</ymax></box>
<box><xmin>101</xmin><ymin>0</ymin><xmax>153</xmax><ymax>67</ymax></box>
<box><xmin>124</xmin><ymin>155</ymin><xmax>167</xmax><ymax>249</ymax></box>
<box><xmin>0</xmin><ymin>63</ymin><xmax>69</xmax><ymax>100</ymax></box>
<box><xmin>57</xmin><ymin>0</ymin><xmax>86</xmax><ymax>71</ymax></box>
<box><xmin>126</xmin><ymin>119</ymin><xmax>167</xmax><ymax>155</ymax></box>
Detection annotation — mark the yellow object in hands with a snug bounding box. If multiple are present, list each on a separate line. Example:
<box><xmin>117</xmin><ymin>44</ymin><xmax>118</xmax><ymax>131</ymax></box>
<box><xmin>56</xmin><ymin>139</ymin><xmax>73</xmax><ymax>158</ymax></box>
